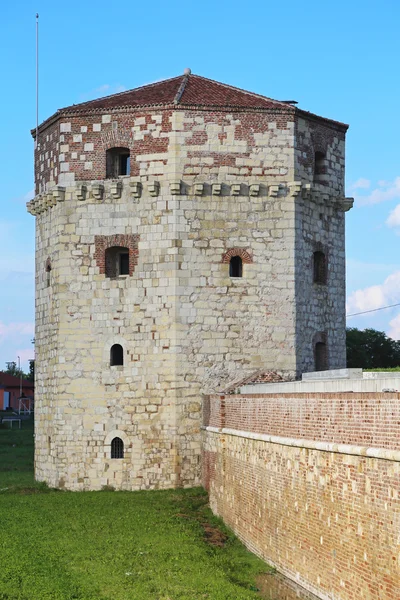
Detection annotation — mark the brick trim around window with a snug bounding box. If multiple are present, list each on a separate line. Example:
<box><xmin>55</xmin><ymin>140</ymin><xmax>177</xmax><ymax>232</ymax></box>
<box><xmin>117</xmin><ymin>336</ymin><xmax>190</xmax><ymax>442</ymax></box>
<box><xmin>221</xmin><ymin>248</ymin><xmax>253</xmax><ymax>264</ymax></box>
<box><xmin>94</xmin><ymin>234</ymin><xmax>139</xmax><ymax>276</ymax></box>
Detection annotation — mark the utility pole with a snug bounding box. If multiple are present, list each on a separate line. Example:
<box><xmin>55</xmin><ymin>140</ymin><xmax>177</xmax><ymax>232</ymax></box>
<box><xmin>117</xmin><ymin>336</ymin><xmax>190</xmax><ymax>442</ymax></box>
<box><xmin>36</xmin><ymin>13</ymin><xmax>39</xmax><ymax>149</ymax></box>
<box><xmin>18</xmin><ymin>355</ymin><xmax>22</xmax><ymax>398</ymax></box>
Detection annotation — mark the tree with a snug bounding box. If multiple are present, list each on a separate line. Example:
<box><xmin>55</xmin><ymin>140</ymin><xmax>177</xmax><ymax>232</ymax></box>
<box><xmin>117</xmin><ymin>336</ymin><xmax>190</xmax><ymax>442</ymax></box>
<box><xmin>346</xmin><ymin>328</ymin><xmax>400</xmax><ymax>369</ymax></box>
<box><xmin>27</xmin><ymin>359</ymin><xmax>35</xmax><ymax>383</ymax></box>
<box><xmin>2</xmin><ymin>361</ymin><xmax>34</xmax><ymax>381</ymax></box>
<box><xmin>4</xmin><ymin>361</ymin><xmax>25</xmax><ymax>379</ymax></box>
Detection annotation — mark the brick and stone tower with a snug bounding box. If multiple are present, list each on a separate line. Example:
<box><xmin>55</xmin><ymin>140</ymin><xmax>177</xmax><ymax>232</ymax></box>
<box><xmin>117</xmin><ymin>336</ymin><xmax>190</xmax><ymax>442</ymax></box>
<box><xmin>28</xmin><ymin>70</ymin><xmax>353</xmax><ymax>490</ymax></box>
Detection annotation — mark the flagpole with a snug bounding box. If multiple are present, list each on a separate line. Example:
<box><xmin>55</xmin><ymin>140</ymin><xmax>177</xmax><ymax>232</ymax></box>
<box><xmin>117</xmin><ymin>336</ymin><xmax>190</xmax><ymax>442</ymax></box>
<box><xmin>36</xmin><ymin>13</ymin><xmax>39</xmax><ymax>149</ymax></box>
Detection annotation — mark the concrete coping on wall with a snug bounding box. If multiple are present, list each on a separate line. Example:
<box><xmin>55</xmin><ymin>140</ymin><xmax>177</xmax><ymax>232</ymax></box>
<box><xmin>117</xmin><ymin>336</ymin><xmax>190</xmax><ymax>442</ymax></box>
<box><xmin>302</xmin><ymin>368</ymin><xmax>363</xmax><ymax>381</ymax></box>
<box><xmin>204</xmin><ymin>426</ymin><xmax>400</xmax><ymax>463</ymax></box>
<box><xmin>302</xmin><ymin>368</ymin><xmax>400</xmax><ymax>381</ymax></box>
<box><xmin>240</xmin><ymin>375</ymin><xmax>400</xmax><ymax>394</ymax></box>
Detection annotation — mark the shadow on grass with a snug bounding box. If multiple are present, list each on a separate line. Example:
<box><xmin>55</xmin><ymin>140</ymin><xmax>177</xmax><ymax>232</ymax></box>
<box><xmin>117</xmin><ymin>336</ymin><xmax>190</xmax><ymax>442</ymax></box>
<box><xmin>0</xmin><ymin>481</ymin><xmax>54</xmax><ymax>495</ymax></box>
<box><xmin>171</xmin><ymin>489</ymin><xmax>274</xmax><ymax>593</ymax></box>
<box><xmin>0</xmin><ymin>419</ymin><xmax>276</xmax><ymax>599</ymax></box>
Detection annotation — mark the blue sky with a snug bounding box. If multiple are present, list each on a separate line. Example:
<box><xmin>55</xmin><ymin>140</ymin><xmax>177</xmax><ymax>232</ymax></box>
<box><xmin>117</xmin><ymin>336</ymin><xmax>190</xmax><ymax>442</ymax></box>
<box><xmin>1</xmin><ymin>0</ymin><xmax>400</xmax><ymax>370</ymax></box>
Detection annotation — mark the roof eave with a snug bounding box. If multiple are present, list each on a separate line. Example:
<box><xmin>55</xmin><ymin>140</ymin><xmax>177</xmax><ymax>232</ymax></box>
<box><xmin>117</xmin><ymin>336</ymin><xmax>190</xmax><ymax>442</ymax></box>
<box><xmin>295</xmin><ymin>107</ymin><xmax>349</xmax><ymax>132</ymax></box>
<box><xmin>31</xmin><ymin>103</ymin><xmax>297</xmax><ymax>138</ymax></box>
<box><xmin>31</xmin><ymin>110</ymin><xmax>62</xmax><ymax>138</ymax></box>
<box><xmin>32</xmin><ymin>104</ymin><xmax>347</xmax><ymax>139</ymax></box>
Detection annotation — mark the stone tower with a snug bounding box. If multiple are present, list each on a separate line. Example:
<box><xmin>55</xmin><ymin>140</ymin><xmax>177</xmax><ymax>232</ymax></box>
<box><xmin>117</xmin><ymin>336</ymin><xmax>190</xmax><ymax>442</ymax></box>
<box><xmin>28</xmin><ymin>71</ymin><xmax>353</xmax><ymax>490</ymax></box>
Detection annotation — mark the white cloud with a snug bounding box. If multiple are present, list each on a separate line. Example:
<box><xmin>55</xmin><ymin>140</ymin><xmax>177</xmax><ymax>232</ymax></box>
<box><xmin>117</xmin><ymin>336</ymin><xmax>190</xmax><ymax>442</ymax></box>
<box><xmin>80</xmin><ymin>83</ymin><xmax>127</xmax><ymax>102</ymax></box>
<box><xmin>0</xmin><ymin>322</ymin><xmax>35</xmax><ymax>371</ymax></box>
<box><xmin>0</xmin><ymin>322</ymin><xmax>34</xmax><ymax>339</ymax></box>
<box><xmin>15</xmin><ymin>348</ymin><xmax>35</xmax><ymax>363</ymax></box>
<box><xmin>347</xmin><ymin>270</ymin><xmax>400</xmax><ymax>316</ymax></box>
<box><xmin>0</xmin><ymin>218</ymin><xmax>34</xmax><ymax>277</ymax></box>
<box><xmin>94</xmin><ymin>84</ymin><xmax>111</xmax><ymax>94</ymax></box>
<box><xmin>355</xmin><ymin>177</ymin><xmax>400</xmax><ymax>206</ymax></box>
<box><xmin>10</xmin><ymin>188</ymin><xmax>35</xmax><ymax>204</ymax></box>
<box><xmin>22</xmin><ymin>189</ymin><xmax>34</xmax><ymax>202</ymax></box>
<box><xmin>388</xmin><ymin>313</ymin><xmax>400</xmax><ymax>339</ymax></box>
<box><xmin>79</xmin><ymin>75</ymin><xmax>173</xmax><ymax>103</ymax></box>
<box><xmin>347</xmin><ymin>286</ymin><xmax>386</xmax><ymax>315</ymax></box>
<box><xmin>346</xmin><ymin>258</ymin><xmax>400</xmax><ymax>274</ymax></box>
<box><xmin>93</xmin><ymin>84</ymin><xmax>127</xmax><ymax>95</ymax></box>
<box><xmin>137</xmin><ymin>77</ymin><xmax>169</xmax><ymax>87</ymax></box>
<box><xmin>346</xmin><ymin>258</ymin><xmax>400</xmax><ymax>293</ymax></box>
<box><xmin>0</xmin><ymin>257</ymin><xmax>34</xmax><ymax>279</ymax></box>
<box><xmin>386</xmin><ymin>204</ymin><xmax>400</xmax><ymax>230</ymax></box>
<box><xmin>349</xmin><ymin>178</ymin><xmax>370</xmax><ymax>191</ymax></box>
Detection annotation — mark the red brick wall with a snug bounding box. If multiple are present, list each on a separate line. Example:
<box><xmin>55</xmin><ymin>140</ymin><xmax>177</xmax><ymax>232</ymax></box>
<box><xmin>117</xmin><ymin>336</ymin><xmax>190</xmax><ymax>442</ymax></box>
<box><xmin>34</xmin><ymin>106</ymin><xmax>297</xmax><ymax>193</ymax></box>
<box><xmin>34</xmin><ymin>109</ymin><xmax>173</xmax><ymax>194</ymax></box>
<box><xmin>204</xmin><ymin>393</ymin><xmax>400</xmax><ymax>600</ymax></box>
<box><xmin>94</xmin><ymin>234</ymin><xmax>139</xmax><ymax>276</ymax></box>
<box><xmin>180</xmin><ymin>109</ymin><xmax>294</xmax><ymax>179</ymax></box>
<box><xmin>206</xmin><ymin>392</ymin><xmax>400</xmax><ymax>450</ymax></box>
<box><xmin>204</xmin><ymin>432</ymin><xmax>400</xmax><ymax>600</ymax></box>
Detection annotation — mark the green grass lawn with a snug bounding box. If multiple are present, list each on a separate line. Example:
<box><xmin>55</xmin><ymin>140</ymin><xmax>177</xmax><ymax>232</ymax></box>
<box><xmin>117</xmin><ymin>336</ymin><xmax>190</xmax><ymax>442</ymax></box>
<box><xmin>364</xmin><ymin>367</ymin><xmax>400</xmax><ymax>371</ymax></box>
<box><xmin>0</xmin><ymin>417</ymin><xmax>271</xmax><ymax>600</ymax></box>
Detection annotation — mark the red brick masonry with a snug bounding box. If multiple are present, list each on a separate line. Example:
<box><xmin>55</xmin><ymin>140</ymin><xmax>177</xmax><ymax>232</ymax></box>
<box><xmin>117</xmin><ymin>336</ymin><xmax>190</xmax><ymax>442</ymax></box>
<box><xmin>221</xmin><ymin>248</ymin><xmax>253</xmax><ymax>264</ymax></box>
<box><xmin>203</xmin><ymin>393</ymin><xmax>400</xmax><ymax>600</ymax></box>
<box><xmin>204</xmin><ymin>392</ymin><xmax>400</xmax><ymax>450</ymax></box>
<box><xmin>94</xmin><ymin>234</ymin><xmax>139</xmax><ymax>276</ymax></box>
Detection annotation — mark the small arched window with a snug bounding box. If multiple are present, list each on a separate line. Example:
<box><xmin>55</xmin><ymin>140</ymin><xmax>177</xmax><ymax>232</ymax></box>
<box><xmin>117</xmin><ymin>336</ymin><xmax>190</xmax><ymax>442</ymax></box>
<box><xmin>229</xmin><ymin>256</ymin><xmax>243</xmax><ymax>278</ymax></box>
<box><xmin>110</xmin><ymin>344</ymin><xmax>123</xmax><ymax>366</ymax></box>
<box><xmin>313</xmin><ymin>251</ymin><xmax>327</xmax><ymax>284</ymax></box>
<box><xmin>315</xmin><ymin>342</ymin><xmax>327</xmax><ymax>371</ymax></box>
<box><xmin>314</xmin><ymin>151</ymin><xmax>327</xmax><ymax>183</ymax></box>
<box><xmin>105</xmin><ymin>246</ymin><xmax>130</xmax><ymax>278</ymax></box>
<box><xmin>106</xmin><ymin>147</ymin><xmax>130</xmax><ymax>178</ymax></box>
<box><xmin>111</xmin><ymin>437</ymin><xmax>124</xmax><ymax>459</ymax></box>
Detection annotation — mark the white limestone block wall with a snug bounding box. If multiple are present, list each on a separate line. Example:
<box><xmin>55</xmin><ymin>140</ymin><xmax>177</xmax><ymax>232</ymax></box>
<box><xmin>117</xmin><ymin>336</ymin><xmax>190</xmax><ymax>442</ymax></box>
<box><xmin>29</xmin><ymin>100</ymin><xmax>351</xmax><ymax>490</ymax></box>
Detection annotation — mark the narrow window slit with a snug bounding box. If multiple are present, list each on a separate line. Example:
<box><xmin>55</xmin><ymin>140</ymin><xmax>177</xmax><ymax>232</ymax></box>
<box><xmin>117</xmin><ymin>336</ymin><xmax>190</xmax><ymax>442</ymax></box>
<box><xmin>313</xmin><ymin>251</ymin><xmax>327</xmax><ymax>284</ymax></box>
<box><xmin>46</xmin><ymin>261</ymin><xmax>52</xmax><ymax>287</ymax></box>
<box><xmin>315</xmin><ymin>342</ymin><xmax>327</xmax><ymax>371</ymax></box>
<box><xmin>314</xmin><ymin>151</ymin><xmax>327</xmax><ymax>183</ymax></box>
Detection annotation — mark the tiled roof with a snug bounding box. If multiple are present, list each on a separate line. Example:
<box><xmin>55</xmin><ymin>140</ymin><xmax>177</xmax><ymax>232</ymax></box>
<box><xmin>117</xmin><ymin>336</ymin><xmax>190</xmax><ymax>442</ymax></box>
<box><xmin>0</xmin><ymin>373</ymin><xmax>34</xmax><ymax>388</ymax></box>
<box><xmin>179</xmin><ymin>74</ymin><xmax>289</xmax><ymax>110</ymax></box>
<box><xmin>64</xmin><ymin>76</ymin><xmax>184</xmax><ymax>111</ymax></box>
<box><xmin>35</xmin><ymin>71</ymin><xmax>348</xmax><ymax>134</ymax></box>
<box><xmin>59</xmin><ymin>72</ymin><xmax>294</xmax><ymax>113</ymax></box>
<box><xmin>218</xmin><ymin>370</ymin><xmax>290</xmax><ymax>394</ymax></box>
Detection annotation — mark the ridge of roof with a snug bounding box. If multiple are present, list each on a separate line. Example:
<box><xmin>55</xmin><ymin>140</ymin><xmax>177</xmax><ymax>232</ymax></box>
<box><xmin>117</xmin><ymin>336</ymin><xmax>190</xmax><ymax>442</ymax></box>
<box><xmin>178</xmin><ymin>73</ymin><xmax>293</xmax><ymax>110</ymax></box>
<box><xmin>174</xmin><ymin>71</ymin><xmax>190</xmax><ymax>104</ymax></box>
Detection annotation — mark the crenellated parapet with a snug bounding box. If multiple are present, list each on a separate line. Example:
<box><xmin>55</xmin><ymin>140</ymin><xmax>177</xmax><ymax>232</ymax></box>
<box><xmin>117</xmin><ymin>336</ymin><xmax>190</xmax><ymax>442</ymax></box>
<box><xmin>301</xmin><ymin>183</ymin><xmax>354</xmax><ymax>211</ymax></box>
<box><xmin>26</xmin><ymin>177</ymin><xmax>354</xmax><ymax>216</ymax></box>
